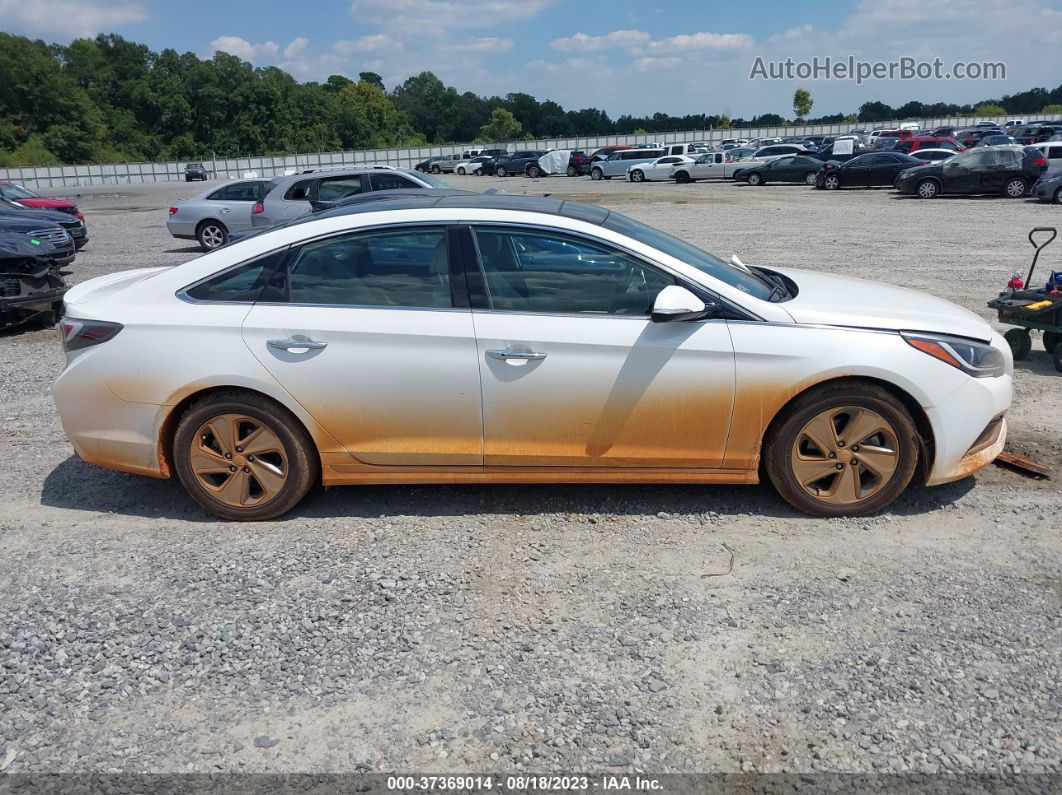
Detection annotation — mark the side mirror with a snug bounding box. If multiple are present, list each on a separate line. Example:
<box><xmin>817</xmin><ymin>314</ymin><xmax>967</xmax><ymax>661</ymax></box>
<box><xmin>651</xmin><ymin>285</ymin><xmax>716</xmax><ymax>323</ymax></box>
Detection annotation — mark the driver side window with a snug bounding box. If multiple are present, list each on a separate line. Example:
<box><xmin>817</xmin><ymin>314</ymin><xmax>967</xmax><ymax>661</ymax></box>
<box><xmin>471</xmin><ymin>227</ymin><xmax>674</xmax><ymax>316</ymax></box>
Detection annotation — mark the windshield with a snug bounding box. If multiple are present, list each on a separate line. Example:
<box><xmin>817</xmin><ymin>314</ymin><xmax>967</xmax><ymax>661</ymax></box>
<box><xmin>602</xmin><ymin>212</ymin><xmax>774</xmax><ymax>301</ymax></box>
<box><xmin>416</xmin><ymin>173</ymin><xmax>453</xmax><ymax>188</ymax></box>
<box><xmin>1</xmin><ymin>184</ymin><xmax>37</xmax><ymax>199</ymax></box>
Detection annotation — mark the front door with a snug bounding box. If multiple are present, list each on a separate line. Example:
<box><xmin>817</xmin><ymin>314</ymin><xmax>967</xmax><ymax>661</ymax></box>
<box><xmin>466</xmin><ymin>225</ymin><xmax>736</xmax><ymax>468</ymax></box>
<box><xmin>241</xmin><ymin>224</ymin><xmax>483</xmax><ymax>466</ymax></box>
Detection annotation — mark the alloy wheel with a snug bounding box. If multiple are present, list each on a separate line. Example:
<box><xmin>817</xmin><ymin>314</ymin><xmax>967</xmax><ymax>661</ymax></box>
<box><xmin>917</xmin><ymin>180</ymin><xmax>938</xmax><ymax>198</ymax></box>
<box><xmin>189</xmin><ymin>413</ymin><xmax>288</xmax><ymax>508</ymax></box>
<box><xmin>824</xmin><ymin>175</ymin><xmax>839</xmax><ymax>190</ymax></box>
<box><xmin>200</xmin><ymin>225</ymin><xmax>225</xmax><ymax>249</ymax></box>
<box><xmin>804</xmin><ymin>172</ymin><xmax>817</xmax><ymax>185</ymax></box>
<box><xmin>790</xmin><ymin>406</ymin><xmax>899</xmax><ymax>506</ymax></box>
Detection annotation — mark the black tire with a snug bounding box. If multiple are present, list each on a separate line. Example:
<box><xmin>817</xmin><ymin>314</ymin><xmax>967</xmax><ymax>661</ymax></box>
<box><xmin>173</xmin><ymin>390</ymin><xmax>318</xmax><ymax>521</ymax></box>
<box><xmin>1003</xmin><ymin>177</ymin><xmax>1027</xmax><ymax>198</ymax></box>
<box><xmin>1004</xmin><ymin>328</ymin><xmax>1032</xmax><ymax>360</ymax></box>
<box><xmin>629</xmin><ymin>169</ymin><xmax>644</xmax><ymax>183</ymax></box>
<box><xmin>915</xmin><ymin>179</ymin><xmax>939</xmax><ymax>199</ymax></box>
<box><xmin>496</xmin><ymin>166</ymin><xmax>508</xmax><ymax>177</ymax></box>
<box><xmin>747</xmin><ymin>172</ymin><xmax>763</xmax><ymax>186</ymax></box>
<box><xmin>765</xmin><ymin>382</ymin><xmax>920</xmax><ymax>518</ymax></box>
<box><xmin>804</xmin><ymin>171</ymin><xmax>817</xmax><ymax>185</ymax></box>
<box><xmin>590</xmin><ymin>167</ymin><xmax>603</xmax><ymax>181</ymax></box>
<box><xmin>674</xmin><ymin>170</ymin><xmax>691</xmax><ymax>184</ymax></box>
<box><xmin>566</xmin><ymin>165</ymin><xmax>577</xmax><ymax>177</ymax></box>
<box><xmin>185</xmin><ymin>175</ymin><xmax>192</xmax><ymax>182</ymax></box>
<box><xmin>1043</xmin><ymin>331</ymin><xmax>1060</xmax><ymax>353</ymax></box>
<box><xmin>431</xmin><ymin>165</ymin><xmax>441</xmax><ymax>174</ymax></box>
<box><xmin>456</xmin><ymin>166</ymin><xmax>466</xmax><ymax>175</ymax></box>
<box><xmin>528</xmin><ymin>165</ymin><xmax>542</xmax><ymax>178</ymax></box>
<box><xmin>196</xmin><ymin>220</ymin><xmax>228</xmax><ymax>251</ymax></box>
<box><xmin>823</xmin><ymin>174</ymin><xmax>840</xmax><ymax>190</ymax></box>
<box><xmin>1054</xmin><ymin>187</ymin><xmax>1062</xmax><ymax>205</ymax></box>
<box><xmin>1053</xmin><ymin>342</ymin><xmax>1062</xmax><ymax>373</ymax></box>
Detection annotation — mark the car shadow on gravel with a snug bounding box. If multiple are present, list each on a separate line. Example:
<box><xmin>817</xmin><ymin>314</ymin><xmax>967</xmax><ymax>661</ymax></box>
<box><xmin>41</xmin><ymin>455</ymin><xmax>976</xmax><ymax>522</ymax></box>
<box><xmin>164</xmin><ymin>245</ymin><xmax>203</xmax><ymax>254</ymax></box>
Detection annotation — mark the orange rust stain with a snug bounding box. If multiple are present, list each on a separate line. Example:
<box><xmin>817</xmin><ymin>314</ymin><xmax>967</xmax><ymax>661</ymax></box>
<box><xmin>950</xmin><ymin>442</ymin><xmax>1001</xmax><ymax>481</ymax></box>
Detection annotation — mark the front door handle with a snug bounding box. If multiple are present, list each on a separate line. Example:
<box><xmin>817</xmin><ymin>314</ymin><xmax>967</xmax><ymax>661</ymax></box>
<box><xmin>268</xmin><ymin>335</ymin><xmax>328</xmax><ymax>351</ymax></box>
<box><xmin>487</xmin><ymin>348</ymin><xmax>547</xmax><ymax>361</ymax></box>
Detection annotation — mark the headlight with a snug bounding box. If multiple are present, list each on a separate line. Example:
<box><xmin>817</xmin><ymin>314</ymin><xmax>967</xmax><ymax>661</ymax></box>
<box><xmin>902</xmin><ymin>332</ymin><xmax>1006</xmax><ymax>378</ymax></box>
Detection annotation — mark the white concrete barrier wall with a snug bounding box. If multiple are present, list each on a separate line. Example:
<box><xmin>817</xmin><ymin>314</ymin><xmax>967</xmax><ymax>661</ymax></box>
<box><xmin>0</xmin><ymin>115</ymin><xmax>1020</xmax><ymax>189</ymax></box>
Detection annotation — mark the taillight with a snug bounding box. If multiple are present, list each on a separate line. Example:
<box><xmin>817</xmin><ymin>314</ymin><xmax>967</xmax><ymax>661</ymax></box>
<box><xmin>60</xmin><ymin>319</ymin><xmax>123</xmax><ymax>352</ymax></box>
<box><xmin>168</xmin><ymin>207</ymin><xmax>178</xmax><ymax>216</ymax></box>
<box><xmin>252</xmin><ymin>202</ymin><xmax>264</xmax><ymax>214</ymax></box>
<box><xmin>1033</xmin><ymin>158</ymin><xmax>1047</xmax><ymax>168</ymax></box>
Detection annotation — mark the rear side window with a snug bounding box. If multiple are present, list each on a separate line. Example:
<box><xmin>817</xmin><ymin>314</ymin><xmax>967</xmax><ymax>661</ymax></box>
<box><xmin>284</xmin><ymin>180</ymin><xmax>313</xmax><ymax>201</ymax></box>
<box><xmin>281</xmin><ymin>227</ymin><xmax>451</xmax><ymax>308</ymax></box>
<box><xmin>183</xmin><ymin>251</ymin><xmax>285</xmax><ymax>303</ymax></box>
<box><xmin>207</xmin><ymin>181</ymin><xmax>267</xmax><ymax>201</ymax></box>
<box><xmin>318</xmin><ymin>176</ymin><xmax>364</xmax><ymax>202</ymax></box>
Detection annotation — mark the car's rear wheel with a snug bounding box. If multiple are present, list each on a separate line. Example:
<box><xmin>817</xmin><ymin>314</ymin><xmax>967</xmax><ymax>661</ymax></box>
<box><xmin>528</xmin><ymin>165</ymin><xmax>542</xmax><ymax>178</ymax></box>
<box><xmin>431</xmin><ymin>165</ymin><xmax>441</xmax><ymax>174</ymax></box>
<box><xmin>1053</xmin><ymin>342</ymin><xmax>1062</xmax><ymax>373</ymax></box>
<box><xmin>196</xmin><ymin>221</ymin><xmax>228</xmax><ymax>251</ymax></box>
<box><xmin>1004</xmin><ymin>328</ymin><xmax>1031</xmax><ymax>360</ymax></box>
<box><xmin>1044</xmin><ymin>331</ymin><xmax>1061</xmax><ymax>353</ymax></box>
<box><xmin>1003</xmin><ymin>177</ymin><xmax>1027</xmax><ymax>198</ymax></box>
<box><xmin>629</xmin><ymin>170</ymin><xmax>644</xmax><ymax>182</ymax></box>
<box><xmin>590</xmin><ymin>167</ymin><xmax>603</xmax><ymax>181</ymax></box>
<box><xmin>804</xmin><ymin>171</ymin><xmax>817</xmax><ymax>185</ymax></box>
<box><xmin>173</xmin><ymin>391</ymin><xmax>318</xmax><ymax>521</ymax></box>
<box><xmin>765</xmin><ymin>382</ymin><xmax>919</xmax><ymax>518</ymax></box>
<box><xmin>566</xmin><ymin>165</ymin><xmax>578</xmax><ymax>177</ymax></box>
<box><xmin>916</xmin><ymin>179</ymin><xmax>939</xmax><ymax>198</ymax></box>
<box><xmin>496</xmin><ymin>166</ymin><xmax>508</xmax><ymax>177</ymax></box>
<box><xmin>823</xmin><ymin>174</ymin><xmax>840</xmax><ymax>190</ymax></box>
<box><xmin>747</xmin><ymin>172</ymin><xmax>763</xmax><ymax>186</ymax></box>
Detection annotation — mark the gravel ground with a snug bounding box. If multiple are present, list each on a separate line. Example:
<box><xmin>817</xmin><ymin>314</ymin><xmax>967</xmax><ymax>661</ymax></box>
<box><xmin>0</xmin><ymin>173</ymin><xmax>1059</xmax><ymax>778</ymax></box>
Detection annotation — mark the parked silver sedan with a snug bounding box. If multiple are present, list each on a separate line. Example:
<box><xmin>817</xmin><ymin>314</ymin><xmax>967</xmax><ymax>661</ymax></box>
<box><xmin>167</xmin><ymin>179</ymin><xmax>275</xmax><ymax>250</ymax></box>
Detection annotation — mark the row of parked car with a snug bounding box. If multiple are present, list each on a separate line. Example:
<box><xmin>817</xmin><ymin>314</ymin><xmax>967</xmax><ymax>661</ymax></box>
<box><xmin>0</xmin><ymin>181</ymin><xmax>87</xmax><ymax>330</ymax></box>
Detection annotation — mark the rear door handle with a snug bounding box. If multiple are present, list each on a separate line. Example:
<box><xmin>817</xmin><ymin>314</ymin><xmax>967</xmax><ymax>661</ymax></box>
<box><xmin>268</xmin><ymin>335</ymin><xmax>328</xmax><ymax>351</ymax></box>
<box><xmin>487</xmin><ymin>348</ymin><xmax>547</xmax><ymax>361</ymax></box>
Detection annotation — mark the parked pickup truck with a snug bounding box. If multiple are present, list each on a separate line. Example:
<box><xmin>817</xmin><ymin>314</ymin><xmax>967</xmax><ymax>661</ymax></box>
<box><xmin>670</xmin><ymin>152</ymin><xmax>763</xmax><ymax>182</ymax></box>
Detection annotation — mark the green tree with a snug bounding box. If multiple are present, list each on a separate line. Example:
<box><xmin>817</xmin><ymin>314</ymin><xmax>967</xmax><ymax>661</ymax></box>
<box><xmin>478</xmin><ymin>107</ymin><xmax>522</xmax><ymax>141</ymax></box>
<box><xmin>974</xmin><ymin>102</ymin><xmax>1006</xmax><ymax>117</ymax></box>
<box><xmin>1041</xmin><ymin>103</ymin><xmax>1062</xmax><ymax>115</ymax></box>
<box><xmin>857</xmin><ymin>101</ymin><xmax>895</xmax><ymax>122</ymax></box>
<box><xmin>359</xmin><ymin>71</ymin><xmax>384</xmax><ymax>91</ymax></box>
<box><xmin>793</xmin><ymin>88</ymin><xmax>813</xmax><ymax>120</ymax></box>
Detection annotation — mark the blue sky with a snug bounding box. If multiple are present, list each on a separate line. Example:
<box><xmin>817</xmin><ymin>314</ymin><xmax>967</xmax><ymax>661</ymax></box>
<box><xmin>3</xmin><ymin>0</ymin><xmax>1061</xmax><ymax>118</ymax></box>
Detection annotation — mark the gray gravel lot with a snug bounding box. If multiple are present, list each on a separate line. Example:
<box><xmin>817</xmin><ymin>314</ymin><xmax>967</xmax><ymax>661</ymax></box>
<box><xmin>0</xmin><ymin>173</ymin><xmax>1059</xmax><ymax>777</ymax></box>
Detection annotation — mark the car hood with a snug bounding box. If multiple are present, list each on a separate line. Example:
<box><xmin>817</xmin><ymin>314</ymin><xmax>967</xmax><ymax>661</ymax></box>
<box><xmin>770</xmin><ymin>267</ymin><xmax>992</xmax><ymax>342</ymax></box>
<box><xmin>18</xmin><ymin>198</ymin><xmax>76</xmax><ymax>211</ymax></box>
<box><xmin>898</xmin><ymin>163</ymin><xmax>943</xmax><ymax>178</ymax></box>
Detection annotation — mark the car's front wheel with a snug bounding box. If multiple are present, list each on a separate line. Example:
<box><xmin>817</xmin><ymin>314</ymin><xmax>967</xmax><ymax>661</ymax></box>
<box><xmin>674</xmin><ymin>171</ymin><xmax>691</xmax><ymax>184</ymax></box>
<box><xmin>496</xmin><ymin>166</ymin><xmax>508</xmax><ymax>177</ymax></box>
<box><xmin>1054</xmin><ymin>186</ymin><xmax>1062</xmax><ymax>205</ymax></box>
<box><xmin>765</xmin><ymin>382</ymin><xmax>919</xmax><ymax>518</ymax></box>
<box><xmin>431</xmin><ymin>165</ymin><xmax>441</xmax><ymax>174</ymax></box>
<box><xmin>629</xmin><ymin>170</ymin><xmax>644</xmax><ymax>182</ymax></box>
<box><xmin>823</xmin><ymin>174</ymin><xmax>840</xmax><ymax>190</ymax></box>
<box><xmin>1003</xmin><ymin>177</ymin><xmax>1027</xmax><ymax>198</ymax></box>
<box><xmin>590</xmin><ymin>167</ymin><xmax>603</xmax><ymax>181</ymax></box>
<box><xmin>747</xmin><ymin>172</ymin><xmax>763</xmax><ymax>186</ymax></box>
<box><xmin>456</xmin><ymin>167</ymin><xmax>466</xmax><ymax>175</ymax></box>
<box><xmin>196</xmin><ymin>221</ymin><xmax>228</xmax><ymax>250</ymax></box>
<box><xmin>566</xmin><ymin>165</ymin><xmax>578</xmax><ymax>177</ymax></box>
<box><xmin>528</xmin><ymin>165</ymin><xmax>542</xmax><ymax>178</ymax></box>
<box><xmin>173</xmin><ymin>391</ymin><xmax>318</xmax><ymax>521</ymax></box>
<box><xmin>916</xmin><ymin>179</ymin><xmax>939</xmax><ymax>198</ymax></box>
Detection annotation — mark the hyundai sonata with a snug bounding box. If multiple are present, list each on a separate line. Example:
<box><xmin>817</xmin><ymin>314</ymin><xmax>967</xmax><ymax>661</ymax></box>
<box><xmin>54</xmin><ymin>194</ymin><xmax>1011</xmax><ymax>520</ymax></box>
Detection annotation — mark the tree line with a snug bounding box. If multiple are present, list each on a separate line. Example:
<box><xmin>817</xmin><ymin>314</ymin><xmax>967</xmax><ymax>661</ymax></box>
<box><xmin>2</xmin><ymin>31</ymin><xmax>1062</xmax><ymax>167</ymax></box>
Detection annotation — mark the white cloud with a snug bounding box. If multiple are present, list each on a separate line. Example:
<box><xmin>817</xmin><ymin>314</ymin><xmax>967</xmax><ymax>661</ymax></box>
<box><xmin>284</xmin><ymin>37</ymin><xmax>309</xmax><ymax>59</ymax></box>
<box><xmin>633</xmin><ymin>56</ymin><xmax>680</xmax><ymax>71</ymax></box>
<box><xmin>0</xmin><ymin>0</ymin><xmax>146</xmax><ymax>37</ymax></box>
<box><xmin>332</xmin><ymin>34</ymin><xmax>400</xmax><ymax>54</ymax></box>
<box><xmin>209</xmin><ymin>35</ymin><xmax>280</xmax><ymax>62</ymax></box>
<box><xmin>648</xmin><ymin>32</ymin><xmax>754</xmax><ymax>51</ymax></box>
<box><xmin>351</xmin><ymin>0</ymin><xmax>552</xmax><ymax>26</ymax></box>
<box><xmin>550</xmin><ymin>30</ymin><xmax>650</xmax><ymax>52</ymax></box>
<box><xmin>441</xmin><ymin>37</ymin><xmax>514</xmax><ymax>54</ymax></box>
<box><xmin>767</xmin><ymin>24</ymin><xmax>814</xmax><ymax>44</ymax></box>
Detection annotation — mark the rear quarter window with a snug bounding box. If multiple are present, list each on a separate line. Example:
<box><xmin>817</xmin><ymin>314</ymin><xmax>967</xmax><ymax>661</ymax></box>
<box><xmin>183</xmin><ymin>250</ymin><xmax>286</xmax><ymax>303</ymax></box>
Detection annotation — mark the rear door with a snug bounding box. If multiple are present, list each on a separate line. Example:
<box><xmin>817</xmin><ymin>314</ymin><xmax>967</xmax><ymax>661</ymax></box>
<box><xmin>241</xmin><ymin>224</ymin><xmax>483</xmax><ymax>467</ymax></box>
<box><xmin>205</xmin><ymin>181</ymin><xmax>270</xmax><ymax>232</ymax></box>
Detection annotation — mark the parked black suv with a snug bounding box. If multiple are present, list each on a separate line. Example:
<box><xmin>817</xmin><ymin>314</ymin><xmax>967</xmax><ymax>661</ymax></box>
<box><xmin>895</xmin><ymin>145</ymin><xmax>1048</xmax><ymax>198</ymax></box>
<box><xmin>184</xmin><ymin>163</ymin><xmax>208</xmax><ymax>181</ymax></box>
<box><xmin>493</xmin><ymin>151</ymin><xmax>548</xmax><ymax>177</ymax></box>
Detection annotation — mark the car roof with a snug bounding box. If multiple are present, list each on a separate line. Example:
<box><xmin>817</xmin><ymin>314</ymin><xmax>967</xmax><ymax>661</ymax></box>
<box><xmin>312</xmin><ymin>192</ymin><xmax>612</xmax><ymax>226</ymax></box>
<box><xmin>268</xmin><ymin>167</ymin><xmax>420</xmax><ymax>187</ymax></box>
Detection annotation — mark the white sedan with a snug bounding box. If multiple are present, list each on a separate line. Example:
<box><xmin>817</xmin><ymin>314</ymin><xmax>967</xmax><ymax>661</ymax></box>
<box><xmin>54</xmin><ymin>194</ymin><xmax>1011</xmax><ymax>521</ymax></box>
<box><xmin>627</xmin><ymin>155</ymin><xmax>694</xmax><ymax>182</ymax></box>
